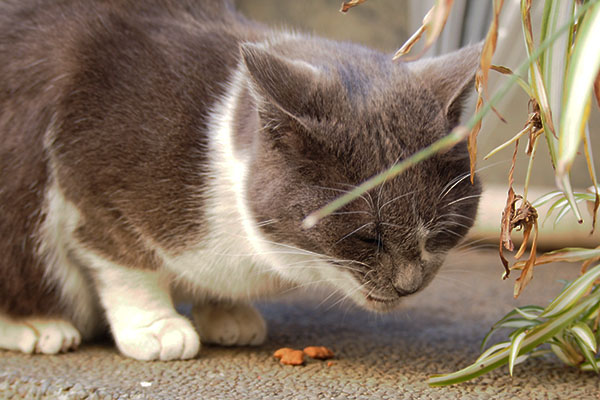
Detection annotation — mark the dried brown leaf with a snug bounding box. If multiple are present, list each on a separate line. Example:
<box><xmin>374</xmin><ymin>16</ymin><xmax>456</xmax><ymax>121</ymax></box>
<box><xmin>513</xmin><ymin>221</ymin><xmax>538</xmax><ymax>298</ymax></box>
<box><xmin>468</xmin><ymin>73</ymin><xmax>484</xmax><ymax>183</ymax></box>
<box><xmin>521</xmin><ymin>0</ymin><xmax>556</xmax><ymax>138</ymax></box>
<box><xmin>394</xmin><ymin>22</ymin><xmax>427</xmax><ymax>58</ymax></box>
<box><xmin>594</xmin><ymin>68</ymin><xmax>600</xmax><ymax>109</ymax></box>
<box><xmin>499</xmin><ymin>140</ymin><xmax>520</xmax><ymax>278</ymax></box>
<box><xmin>340</xmin><ymin>0</ymin><xmax>366</xmax><ymax>13</ymax></box>
<box><xmin>586</xmin><ymin>186</ymin><xmax>600</xmax><ymax>235</ymax></box>
<box><xmin>478</xmin><ymin>0</ymin><xmax>506</xmax><ymax>122</ymax></box>
<box><xmin>393</xmin><ymin>0</ymin><xmax>454</xmax><ymax>61</ymax></box>
<box><xmin>512</xmin><ymin>200</ymin><xmax>539</xmax><ymax>259</ymax></box>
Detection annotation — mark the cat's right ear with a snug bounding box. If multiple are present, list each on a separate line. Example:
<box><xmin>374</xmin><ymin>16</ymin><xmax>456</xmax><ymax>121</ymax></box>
<box><xmin>240</xmin><ymin>43</ymin><xmax>324</xmax><ymax>125</ymax></box>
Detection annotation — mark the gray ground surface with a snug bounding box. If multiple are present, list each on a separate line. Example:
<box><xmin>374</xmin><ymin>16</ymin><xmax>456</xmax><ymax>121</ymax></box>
<box><xmin>1</xmin><ymin>250</ymin><xmax>599</xmax><ymax>399</ymax></box>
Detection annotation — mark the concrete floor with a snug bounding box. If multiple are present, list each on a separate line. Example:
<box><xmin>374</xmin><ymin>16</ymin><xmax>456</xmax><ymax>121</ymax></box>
<box><xmin>1</xmin><ymin>250</ymin><xmax>599</xmax><ymax>399</ymax></box>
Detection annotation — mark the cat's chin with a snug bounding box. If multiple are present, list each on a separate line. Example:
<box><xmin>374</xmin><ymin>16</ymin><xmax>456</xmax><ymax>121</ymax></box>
<box><xmin>352</xmin><ymin>292</ymin><xmax>404</xmax><ymax>313</ymax></box>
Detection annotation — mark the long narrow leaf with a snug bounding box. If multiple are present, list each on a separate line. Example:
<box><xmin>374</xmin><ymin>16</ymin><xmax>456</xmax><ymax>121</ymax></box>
<box><xmin>303</xmin><ymin>0</ymin><xmax>597</xmax><ymax>227</ymax></box>
<box><xmin>570</xmin><ymin>321</ymin><xmax>597</xmax><ymax>353</ymax></box>
<box><xmin>429</xmin><ymin>292</ymin><xmax>600</xmax><ymax>386</ymax></box>
<box><xmin>509</xmin><ymin>329</ymin><xmax>527</xmax><ymax>376</ymax></box>
<box><xmin>558</xmin><ymin>1</ymin><xmax>600</xmax><ymax>178</ymax></box>
<box><xmin>542</xmin><ymin>263</ymin><xmax>600</xmax><ymax>318</ymax></box>
<box><xmin>573</xmin><ymin>335</ymin><xmax>599</xmax><ymax>373</ymax></box>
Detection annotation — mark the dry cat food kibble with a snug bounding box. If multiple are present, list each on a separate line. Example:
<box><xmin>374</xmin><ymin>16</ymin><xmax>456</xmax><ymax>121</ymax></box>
<box><xmin>273</xmin><ymin>348</ymin><xmax>305</xmax><ymax>365</ymax></box>
<box><xmin>303</xmin><ymin>346</ymin><xmax>334</xmax><ymax>360</ymax></box>
<box><xmin>273</xmin><ymin>346</ymin><xmax>335</xmax><ymax>366</ymax></box>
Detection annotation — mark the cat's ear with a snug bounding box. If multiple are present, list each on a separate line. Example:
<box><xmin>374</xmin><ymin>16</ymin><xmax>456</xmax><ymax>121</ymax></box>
<box><xmin>240</xmin><ymin>43</ymin><xmax>324</xmax><ymax>124</ymax></box>
<box><xmin>408</xmin><ymin>42</ymin><xmax>482</xmax><ymax>126</ymax></box>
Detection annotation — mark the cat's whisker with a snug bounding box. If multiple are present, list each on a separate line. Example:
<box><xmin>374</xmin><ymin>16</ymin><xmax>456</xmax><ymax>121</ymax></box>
<box><xmin>454</xmin><ymin>236</ymin><xmax>495</xmax><ymax>250</ymax></box>
<box><xmin>439</xmin><ymin>159</ymin><xmax>512</xmax><ymax>200</ymax></box>
<box><xmin>334</xmin><ymin>222</ymin><xmax>374</xmax><ymax>245</ymax></box>
<box><xmin>313</xmin><ymin>184</ymin><xmax>374</xmax><ymax>212</ymax></box>
<box><xmin>378</xmin><ymin>190</ymin><xmax>420</xmax><ymax>213</ymax></box>
<box><xmin>436</xmin><ymin>220</ymin><xmax>472</xmax><ymax>230</ymax></box>
<box><xmin>444</xmin><ymin>194</ymin><xmax>482</xmax><ymax>207</ymax></box>
<box><xmin>326</xmin><ymin>280</ymin><xmax>370</xmax><ymax>311</ymax></box>
<box><xmin>334</xmin><ymin>182</ymin><xmax>376</xmax><ymax>211</ymax></box>
<box><xmin>379</xmin><ymin>222</ymin><xmax>405</xmax><ymax>230</ymax></box>
<box><xmin>276</xmin><ymin>278</ymin><xmax>349</xmax><ymax>295</ymax></box>
<box><xmin>256</xmin><ymin>219</ymin><xmax>278</xmax><ymax>227</ymax></box>
<box><xmin>439</xmin><ymin>171</ymin><xmax>471</xmax><ymax>200</ymax></box>
<box><xmin>435</xmin><ymin>213</ymin><xmax>475</xmax><ymax>221</ymax></box>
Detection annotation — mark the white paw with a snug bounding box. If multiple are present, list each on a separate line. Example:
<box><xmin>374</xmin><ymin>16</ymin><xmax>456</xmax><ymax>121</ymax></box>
<box><xmin>114</xmin><ymin>315</ymin><xmax>200</xmax><ymax>361</ymax></box>
<box><xmin>192</xmin><ymin>303</ymin><xmax>266</xmax><ymax>346</ymax></box>
<box><xmin>0</xmin><ymin>315</ymin><xmax>81</xmax><ymax>354</ymax></box>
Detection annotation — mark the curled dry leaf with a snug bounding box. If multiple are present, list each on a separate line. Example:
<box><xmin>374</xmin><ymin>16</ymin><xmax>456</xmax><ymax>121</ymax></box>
<box><xmin>340</xmin><ymin>0</ymin><xmax>366</xmax><ymax>13</ymax></box>
<box><xmin>393</xmin><ymin>0</ymin><xmax>454</xmax><ymax>61</ymax></box>
<box><xmin>511</xmin><ymin>200</ymin><xmax>539</xmax><ymax>298</ymax></box>
<box><xmin>586</xmin><ymin>186</ymin><xmax>600</xmax><ymax>233</ymax></box>
<box><xmin>468</xmin><ymin>72</ymin><xmax>484</xmax><ymax>183</ymax></box>
<box><xmin>499</xmin><ymin>141</ymin><xmax>520</xmax><ymax>278</ymax></box>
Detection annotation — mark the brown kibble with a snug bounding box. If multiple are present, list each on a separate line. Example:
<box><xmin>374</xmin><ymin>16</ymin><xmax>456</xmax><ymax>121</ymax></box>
<box><xmin>326</xmin><ymin>361</ymin><xmax>335</xmax><ymax>367</ymax></box>
<box><xmin>273</xmin><ymin>348</ymin><xmax>305</xmax><ymax>366</ymax></box>
<box><xmin>303</xmin><ymin>346</ymin><xmax>334</xmax><ymax>360</ymax></box>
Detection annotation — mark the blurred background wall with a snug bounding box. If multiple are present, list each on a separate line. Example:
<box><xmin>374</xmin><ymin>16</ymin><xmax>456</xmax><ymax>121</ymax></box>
<box><xmin>234</xmin><ymin>0</ymin><xmax>600</xmax><ymax>247</ymax></box>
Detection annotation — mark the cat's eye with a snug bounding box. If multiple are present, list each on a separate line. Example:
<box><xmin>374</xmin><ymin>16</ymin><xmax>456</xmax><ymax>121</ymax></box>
<box><xmin>357</xmin><ymin>236</ymin><xmax>381</xmax><ymax>247</ymax></box>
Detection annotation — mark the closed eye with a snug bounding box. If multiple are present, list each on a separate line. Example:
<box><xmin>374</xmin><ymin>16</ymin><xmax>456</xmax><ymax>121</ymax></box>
<box><xmin>357</xmin><ymin>235</ymin><xmax>382</xmax><ymax>249</ymax></box>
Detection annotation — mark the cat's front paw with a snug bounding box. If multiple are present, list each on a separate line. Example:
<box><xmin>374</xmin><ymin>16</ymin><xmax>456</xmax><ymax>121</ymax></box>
<box><xmin>192</xmin><ymin>303</ymin><xmax>266</xmax><ymax>346</ymax></box>
<box><xmin>0</xmin><ymin>316</ymin><xmax>81</xmax><ymax>354</ymax></box>
<box><xmin>114</xmin><ymin>315</ymin><xmax>200</xmax><ymax>361</ymax></box>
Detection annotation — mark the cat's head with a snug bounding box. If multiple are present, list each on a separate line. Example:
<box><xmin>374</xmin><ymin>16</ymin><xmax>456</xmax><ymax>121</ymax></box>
<box><xmin>239</xmin><ymin>39</ymin><xmax>482</xmax><ymax>311</ymax></box>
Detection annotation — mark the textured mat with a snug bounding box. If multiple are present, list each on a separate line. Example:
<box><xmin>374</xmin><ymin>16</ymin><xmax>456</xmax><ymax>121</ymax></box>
<box><xmin>1</xmin><ymin>251</ymin><xmax>599</xmax><ymax>399</ymax></box>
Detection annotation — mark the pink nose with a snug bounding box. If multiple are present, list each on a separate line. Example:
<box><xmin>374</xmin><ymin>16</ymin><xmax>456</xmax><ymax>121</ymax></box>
<box><xmin>393</xmin><ymin>263</ymin><xmax>423</xmax><ymax>295</ymax></box>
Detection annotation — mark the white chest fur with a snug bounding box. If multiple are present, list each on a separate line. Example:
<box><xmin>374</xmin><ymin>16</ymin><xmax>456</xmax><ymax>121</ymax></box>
<box><xmin>159</xmin><ymin>66</ymin><xmax>294</xmax><ymax>301</ymax></box>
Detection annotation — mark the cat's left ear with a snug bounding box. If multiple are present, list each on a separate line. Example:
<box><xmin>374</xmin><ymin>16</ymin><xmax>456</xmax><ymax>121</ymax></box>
<box><xmin>240</xmin><ymin>42</ymin><xmax>325</xmax><ymax>126</ymax></box>
<box><xmin>408</xmin><ymin>42</ymin><xmax>482</xmax><ymax>126</ymax></box>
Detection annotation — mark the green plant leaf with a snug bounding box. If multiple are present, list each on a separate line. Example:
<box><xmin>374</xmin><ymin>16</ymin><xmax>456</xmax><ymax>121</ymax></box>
<box><xmin>515</xmin><ymin>306</ymin><xmax>545</xmax><ymax>320</ymax></box>
<box><xmin>573</xmin><ymin>335</ymin><xmax>599</xmax><ymax>373</ymax></box>
<box><xmin>570</xmin><ymin>321</ymin><xmax>597</xmax><ymax>353</ymax></box>
<box><xmin>541</xmin><ymin>263</ymin><xmax>600</xmax><ymax>318</ymax></box>
<box><xmin>303</xmin><ymin>0</ymin><xmax>597</xmax><ymax>227</ymax></box>
<box><xmin>532</xmin><ymin>190</ymin><xmax>562</xmax><ymax>208</ymax></box>
<box><xmin>550</xmin><ymin>342</ymin><xmax>578</xmax><ymax>366</ymax></box>
<box><xmin>509</xmin><ymin>329</ymin><xmax>527</xmax><ymax>376</ymax></box>
<box><xmin>557</xmin><ymin>0</ymin><xmax>600</xmax><ymax>179</ymax></box>
<box><xmin>476</xmin><ymin>341</ymin><xmax>510</xmax><ymax>363</ymax></box>
<box><xmin>428</xmin><ymin>292</ymin><xmax>600</xmax><ymax>386</ymax></box>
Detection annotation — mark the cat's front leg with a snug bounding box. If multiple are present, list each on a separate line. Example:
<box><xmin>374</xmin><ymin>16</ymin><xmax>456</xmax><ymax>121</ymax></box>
<box><xmin>192</xmin><ymin>302</ymin><xmax>266</xmax><ymax>346</ymax></box>
<box><xmin>89</xmin><ymin>255</ymin><xmax>200</xmax><ymax>361</ymax></box>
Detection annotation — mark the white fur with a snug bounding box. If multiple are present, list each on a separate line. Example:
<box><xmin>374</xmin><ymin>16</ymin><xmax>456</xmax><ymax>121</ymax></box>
<box><xmin>0</xmin><ymin>314</ymin><xmax>80</xmax><ymax>354</ymax></box>
<box><xmin>76</xmin><ymin>251</ymin><xmax>200</xmax><ymax>361</ymax></box>
<box><xmin>0</xmin><ymin>62</ymin><xmax>366</xmax><ymax>360</ymax></box>
<box><xmin>35</xmin><ymin>181</ymin><xmax>102</xmax><ymax>340</ymax></box>
<box><xmin>160</xmin><ymin>65</ymin><xmax>363</xmax><ymax>304</ymax></box>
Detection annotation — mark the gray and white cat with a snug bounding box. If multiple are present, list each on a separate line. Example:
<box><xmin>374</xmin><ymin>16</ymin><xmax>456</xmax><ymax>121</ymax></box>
<box><xmin>0</xmin><ymin>0</ymin><xmax>481</xmax><ymax>360</ymax></box>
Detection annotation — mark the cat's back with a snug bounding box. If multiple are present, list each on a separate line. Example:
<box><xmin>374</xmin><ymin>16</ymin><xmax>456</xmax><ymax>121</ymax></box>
<box><xmin>0</xmin><ymin>0</ymin><xmax>263</xmax><ymax>310</ymax></box>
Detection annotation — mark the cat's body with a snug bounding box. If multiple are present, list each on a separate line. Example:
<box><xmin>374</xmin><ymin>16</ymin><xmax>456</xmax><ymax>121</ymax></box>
<box><xmin>0</xmin><ymin>0</ymin><xmax>481</xmax><ymax>360</ymax></box>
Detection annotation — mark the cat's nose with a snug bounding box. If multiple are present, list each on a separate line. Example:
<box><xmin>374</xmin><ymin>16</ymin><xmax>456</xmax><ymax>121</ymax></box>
<box><xmin>393</xmin><ymin>263</ymin><xmax>423</xmax><ymax>296</ymax></box>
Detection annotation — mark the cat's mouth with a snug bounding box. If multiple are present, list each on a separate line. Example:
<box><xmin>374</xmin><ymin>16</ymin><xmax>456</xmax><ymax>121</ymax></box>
<box><xmin>361</xmin><ymin>292</ymin><xmax>401</xmax><ymax>311</ymax></box>
<box><xmin>365</xmin><ymin>294</ymin><xmax>397</xmax><ymax>304</ymax></box>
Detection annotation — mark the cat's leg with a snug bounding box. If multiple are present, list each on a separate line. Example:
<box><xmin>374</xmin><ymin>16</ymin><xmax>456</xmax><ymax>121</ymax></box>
<box><xmin>87</xmin><ymin>255</ymin><xmax>200</xmax><ymax>361</ymax></box>
<box><xmin>191</xmin><ymin>302</ymin><xmax>266</xmax><ymax>346</ymax></box>
<box><xmin>0</xmin><ymin>314</ymin><xmax>81</xmax><ymax>354</ymax></box>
